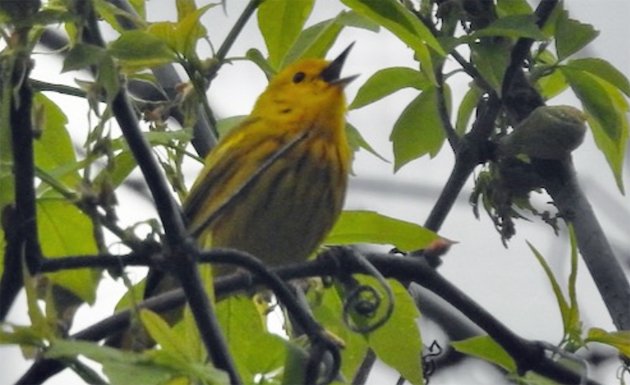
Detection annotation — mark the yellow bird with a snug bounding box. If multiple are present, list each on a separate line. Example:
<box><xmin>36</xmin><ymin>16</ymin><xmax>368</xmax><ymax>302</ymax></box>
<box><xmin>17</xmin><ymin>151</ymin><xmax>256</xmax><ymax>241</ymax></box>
<box><xmin>183</xmin><ymin>45</ymin><xmax>356</xmax><ymax>272</ymax></box>
<box><xmin>115</xmin><ymin>46</ymin><xmax>355</xmax><ymax>351</ymax></box>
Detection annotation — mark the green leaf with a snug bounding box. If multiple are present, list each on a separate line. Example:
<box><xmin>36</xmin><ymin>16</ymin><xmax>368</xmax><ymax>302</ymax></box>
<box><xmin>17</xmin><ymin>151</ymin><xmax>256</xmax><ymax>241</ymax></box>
<box><xmin>216</xmin><ymin>115</ymin><xmax>247</xmax><ymax>138</ymax></box>
<box><xmin>366</xmin><ymin>279</ymin><xmax>423</xmax><ymax>385</ymax></box>
<box><xmin>326</xmin><ymin>210</ymin><xmax>439</xmax><ymax>251</ymax></box>
<box><xmin>340</xmin><ymin>0</ymin><xmax>444</xmax><ymax>82</ymax></box>
<box><xmin>308</xmin><ymin>286</ymin><xmax>368</xmax><ymax>382</ymax></box>
<box><xmin>346</xmin><ymin>122</ymin><xmax>388</xmax><ymax>163</ymax></box>
<box><xmin>471</xmin><ymin>14</ymin><xmax>546</xmax><ymax>40</ymax></box>
<box><xmin>24</xmin><ymin>268</ymin><xmax>53</xmax><ymax>341</ymax></box>
<box><xmin>97</xmin><ymin>54</ymin><xmax>120</xmax><ymax>101</ymax></box>
<box><xmin>536</xmin><ymin>68</ymin><xmax>568</xmax><ymax>100</ymax></box>
<box><xmin>282</xmin><ymin>16</ymin><xmax>342</xmax><ymax>66</ymax></box>
<box><xmin>0</xmin><ymin>325</ymin><xmax>45</xmax><ymax>346</ymax></box>
<box><xmin>283</xmin><ymin>10</ymin><xmax>379</xmax><ymax>67</ymax></box>
<box><xmin>128</xmin><ymin>0</ymin><xmax>146</xmax><ymax>19</ymax></box>
<box><xmin>562</xmin><ymin>67</ymin><xmax>628</xmax><ymax>192</ymax></box>
<box><xmin>62</xmin><ymin>43</ymin><xmax>107</xmax><ymax>72</ymax></box>
<box><xmin>217</xmin><ymin>296</ymin><xmax>284</xmax><ymax>382</ymax></box>
<box><xmin>94</xmin><ymin>0</ymin><xmax>146</xmax><ymax>34</ymax></box>
<box><xmin>245</xmin><ymin>48</ymin><xmax>275</xmax><ymax>79</ymax></box>
<box><xmin>37</xmin><ymin>198</ymin><xmax>99</xmax><ymax>304</ymax></box>
<box><xmin>496</xmin><ymin>0</ymin><xmax>532</xmax><ymax>16</ymax></box>
<box><xmin>102</xmin><ymin>362</ymin><xmax>173</xmax><ymax>385</ymax></box>
<box><xmin>586</xmin><ymin>328</ymin><xmax>630</xmax><ymax>357</ymax></box>
<box><xmin>45</xmin><ymin>339</ymin><xmax>145</xmax><ymax>363</ymax></box>
<box><xmin>93</xmin><ymin>151</ymin><xmax>137</xmax><ymax>189</ymax></box>
<box><xmin>146</xmin><ymin>3</ymin><xmax>215</xmax><ymax>59</ymax></box>
<box><xmin>455</xmin><ymin>84</ymin><xmax>482</xmax><ymax>135</ymax></box>
<box><xmin>282</xmin><ymin>341</ymin><xmax>310</xmax><ymax>385</ymax></box>
<box><xmin>565</xmin><ymin>58</ymin><xmax>630</xmax><ymax>97</ymax></box>
<box><xmin>390</xmin><ymin>87</ymin><xmax>446</xmax><ymax>171</ymax></box>
<box><xmin>174</xmin><ymin>3</ymin><xmax>215</xmax><ymax>58</ymax></box>
<box><xmin>109</xmin><ymin>30</ymin><xmax>176</xmax><ymax>70</ymax></box>
<box><xmin>554</xmin><ymin>10</ymin><xmax>599</xmax><ymax>60</ymax></box>
<box><xmin>562</xmin><ymin>68</ymin><xmax>623</xmax><ymax>142</ymax></box>
<box><xmin>527</xmin><ymin>241</ymin><xmax>570</xmax><ymax>331</ymax></box>
<box><xmin>349</xmin><ymin>66</ymin><xmax>428</xmax><ymax>110</ymax></box>
<box><xmin>176</xmin><ymin>0</ymin><xmax>197</xmax><ymax>18</ymax></box>
<box><xmin>139</xmin><ymin>309</ymin><xmax>192</xmax><ymax>361</ymax></box>
<box><xmin>470</xmin><ymin>41</ymin><xmax>511</xmax><ymax>92</ymax></box>
<box><xmin>45</xmin><ymin>339</ymin><xmax>176</xmax><ymax>385</ymax></box>
<box><xmin>452</xmin><ymin>335</ymin><xmax>517</xmax><ymax>372</ymax></box>
<box><xmin>257</xmin><ymin>0</ymin><xmax>315</xmax><ymax>69</ymax></box>
<box><xmin>33</xmin><ymin>93</ymin><xmax>81</xmax><ymax>189</ymax></box>
<box><xmin>566</xmin><ymin>226</ymin><xmax>581</xmax><ymax>342</ymax></box>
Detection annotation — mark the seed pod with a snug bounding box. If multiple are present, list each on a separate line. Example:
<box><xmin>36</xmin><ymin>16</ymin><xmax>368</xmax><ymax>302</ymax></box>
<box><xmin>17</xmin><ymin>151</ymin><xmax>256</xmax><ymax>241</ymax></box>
<box><xmin>498</xmin><ymin>105</ymin><xmax>587</xmax><ymax>160</ymax></box>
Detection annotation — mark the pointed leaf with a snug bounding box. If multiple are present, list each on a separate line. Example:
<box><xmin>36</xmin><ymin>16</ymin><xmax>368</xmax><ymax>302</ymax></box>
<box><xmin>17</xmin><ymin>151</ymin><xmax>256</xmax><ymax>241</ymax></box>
<box><xmin>346</xmin><ymin>122</ymin><xmax>388</xmax><ymax>162</ymax></box>
<box><xmin>470</xmin><ymin>41</ymin><xmax>510</xmax><ymax>92</ymax></box>
<box><xmin>527</xmin><ymin>241</ymin><xmax>570</xmax><ymax>331</ymax></box>
<box><xmin>258</xmin><ymin>0</ymin><xmax>315</xmax><ymax>68</ymax></box>
<box><xmin>340</xmin><ymin>0</ymin><xmax>443</xmax><ymax>82</ymax></box>
<box><xmin>173</xmin><ymin>4</ymin><xmax>215</xmax><ymax>57</ymax></box>
<box><xmin>555</xmin><ymin>10</ymin><xmax>599</xmax><ymax>60</ymax></box>
<box><xmin>471</xmin><ymin>14</ymin><xmax>546</xmax><ymax>40</ymax></box>
<box><xmin>216</xmin><ymin>115</ymin><xmax>248</xmax><ymax>138</ymax></box>
<box><xmin>109</xmin><ymin>30</ymin><xmax>176</xmax><ymax>70</ymax></box>
<box><xmin>452</xmin><ymin>335</ymin><xmax>517</xmax><ymax>372</ymax></box>
<box><xmin>282</xmin><ymin>16</ymin><xmax>342</xmax><ymax>66</ymax></box>
<box><xmin>366</xmin><ymin>279</ymin><xmax>423</xmax><ymax>385</ymax></box>
<box><xmin>562</xmin><ymin>66</ymin><xmax>628</xmax><ymax>192</ymax></box>
<box><xmin>390</xmin><ymin>88</ymin><xmax>446</xmax><ymax>171</ymax></box>
<box><xmin>139</xmin><ymin>309</ymin><xmax>191</xmax><ymax>360</ymax></box>
<box><xmin>33</xmin><ymin>93</ymin><xmax>81</xmax><ymax>188</ymax></box>
<box><xmin>349</xmin><ymin>66</ymin><xmax>428</xmax><ymax>110</ymax></box>
<box><xmin>62</xmin><ymin>43</ymin><xmax>107</xmax><ymax>72</ymax></box>
<box><xmin>455</xmin><ymin>84</ymin><xmax>482</xmax><ymax>135</ymax></box>
<box><xmin>536</xmin><ymin>68</ymin><xmax>568</xmax><ymax>100</ymax></box>
<box><xmin>565</xmin><ymin>58</ymin><xmax>630</xmax><ymax>97</ymax></box>
<box><xmin>37</xmin><ymin>199</ymin><xmax>99</xmax><ymax>303</ymax></box>
<box><xmin>566</xmin><ymin>226</ymin><xmax>581</xmax><ymax>340</ymax></box>
<box><xmin>308</xmin><ymin>285</ymin><xmax>368</xmax><ymax>381</ymax></box>
<box><xmin>216</xmin><ymin>296</ymin><xmax>284</xmax><ymax>382</ymax></box>
<box><xmin>326</xmin><ymin>210</ymin><xmax>439</xmax><ymax>251</ymax></box>
<box><xmin>496</xmin><ymin>0</ymin><xmax>532</xmax><ymax>16</ymax></box>
<box><xmin>283</xmin><ymin>10</ymin><xmax>379</xmax><ymax>66</ymax></box>
<box><xmin>587</xmin><ymin>328</ymin><xmax>630</xmax><ymax>357</ymax></box>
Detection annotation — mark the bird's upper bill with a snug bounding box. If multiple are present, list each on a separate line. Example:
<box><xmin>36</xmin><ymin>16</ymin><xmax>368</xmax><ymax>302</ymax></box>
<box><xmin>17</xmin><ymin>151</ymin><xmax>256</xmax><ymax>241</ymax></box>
<box><xmin>321</xmin><ymin>43</ymin><xmax>359</xmax><ymax>87</ymax></box>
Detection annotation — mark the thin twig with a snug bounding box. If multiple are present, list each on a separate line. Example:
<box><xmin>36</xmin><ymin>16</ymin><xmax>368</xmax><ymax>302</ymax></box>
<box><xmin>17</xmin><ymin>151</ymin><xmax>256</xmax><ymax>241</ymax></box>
<box><xmin>206</xmin><ymin>0</ymin><xmax>263</xmax><ymax>80</ymax></box>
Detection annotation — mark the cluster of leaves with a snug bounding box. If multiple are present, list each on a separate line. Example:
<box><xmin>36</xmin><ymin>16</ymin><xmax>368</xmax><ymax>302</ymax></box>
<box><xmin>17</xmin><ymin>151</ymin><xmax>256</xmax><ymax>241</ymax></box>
<box><xmin>1</xmin><ymin>0</ymin><xmax>630</xmax><ymax>385</ymax></box>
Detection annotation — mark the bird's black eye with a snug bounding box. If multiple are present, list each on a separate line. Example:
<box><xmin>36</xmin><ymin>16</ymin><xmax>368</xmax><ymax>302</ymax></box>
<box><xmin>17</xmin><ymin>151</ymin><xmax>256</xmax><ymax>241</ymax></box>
<box><xmin>292</xmin><ymin>71</ymin><xmax>306</xmax><ymax>83</ymax></box>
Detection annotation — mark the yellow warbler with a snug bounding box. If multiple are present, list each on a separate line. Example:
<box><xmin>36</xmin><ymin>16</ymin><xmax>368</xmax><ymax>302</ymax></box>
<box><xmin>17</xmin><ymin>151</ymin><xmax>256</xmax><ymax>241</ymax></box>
<box><xmin>184</xmin><ymin>45</ymin><xmax>356</xmax><ymax>271</ymax></box>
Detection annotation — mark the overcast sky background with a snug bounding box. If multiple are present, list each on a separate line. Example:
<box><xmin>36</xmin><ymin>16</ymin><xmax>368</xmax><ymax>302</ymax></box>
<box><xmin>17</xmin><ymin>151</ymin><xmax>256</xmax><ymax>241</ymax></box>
<box><xmin>2</xmin><ymin>1</ymin><xmax>630</xmax><ymax>384</ymax></box>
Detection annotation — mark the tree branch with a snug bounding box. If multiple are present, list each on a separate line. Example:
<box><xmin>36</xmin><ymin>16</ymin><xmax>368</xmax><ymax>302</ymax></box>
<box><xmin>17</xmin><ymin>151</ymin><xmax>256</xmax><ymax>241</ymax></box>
<box><xmin>1</xmin><ymin>29</ymin><xmax>43</xmax><ymax>320</ymax></box>
<box><xmin>81</xmin><ymin>6</ymin><xmax>241</xmax><ymax>383</ymax></box>
<box><xmin>535</xmin><ymin>159</ymin><xmax>630</xmax><ymax>330</ymax></box>
<box><xmin>17</xmin><ymin>249</ymin><xmax>601</xmax><ymax>385</ymax></box>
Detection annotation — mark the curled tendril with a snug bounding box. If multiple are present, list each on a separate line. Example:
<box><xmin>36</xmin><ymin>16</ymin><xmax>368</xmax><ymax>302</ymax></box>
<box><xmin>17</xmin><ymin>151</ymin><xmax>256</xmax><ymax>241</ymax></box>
<box><xmin>339</xmin><ymin>250</ymin><xmax>395</xmax><ymax>334</ymax></box>
<box><xmin>616</xmin><ymin>360</ymin><xmax>630</xmax><ymax>383</ymax></box>
<box><xmin>422</xmin><ymin>340</ymin><xmax>442</xmax><ymax>384</ymax></box>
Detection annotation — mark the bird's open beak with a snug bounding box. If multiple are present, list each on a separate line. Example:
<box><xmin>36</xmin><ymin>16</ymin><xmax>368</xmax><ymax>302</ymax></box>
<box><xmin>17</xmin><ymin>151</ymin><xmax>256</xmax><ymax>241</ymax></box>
<box><xmin>321</xmin><ymin>42</ymin><xmax>359</xmax><ymax>87</ymax></box>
